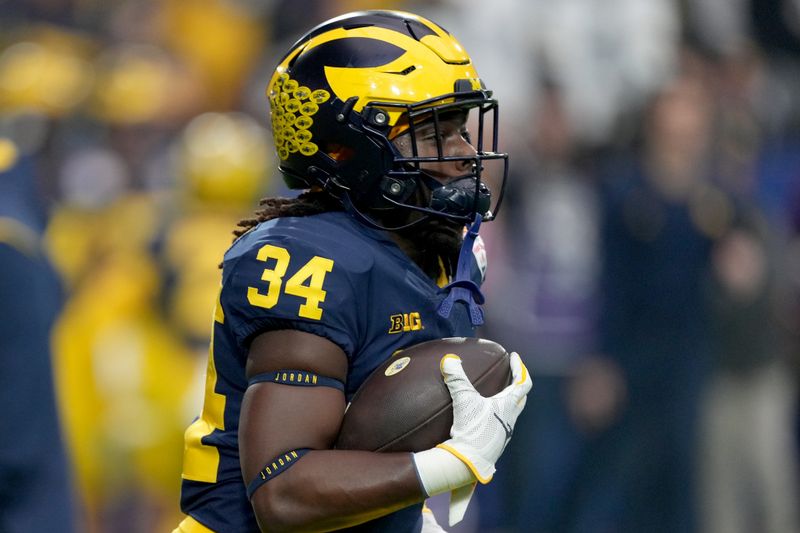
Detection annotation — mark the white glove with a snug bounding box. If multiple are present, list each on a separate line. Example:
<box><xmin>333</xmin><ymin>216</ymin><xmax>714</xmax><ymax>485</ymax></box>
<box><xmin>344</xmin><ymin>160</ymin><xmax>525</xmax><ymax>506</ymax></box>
<box><xmin>438</xmin><ymin>352</ymin><xmax>530</xmax><ymax>481</ymax></box>
<box><xmin>413</xmin><ymin>352</ymin><xmax>532</xmax><ymax>524</ymax></box>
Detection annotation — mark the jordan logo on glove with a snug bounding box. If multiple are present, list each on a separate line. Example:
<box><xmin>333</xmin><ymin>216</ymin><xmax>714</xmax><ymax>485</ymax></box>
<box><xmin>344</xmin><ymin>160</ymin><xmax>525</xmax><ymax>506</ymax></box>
<box><xmin>493</xmin><ymin>412</ymin><xmax>513</xmax><ymax>446</ymax></box>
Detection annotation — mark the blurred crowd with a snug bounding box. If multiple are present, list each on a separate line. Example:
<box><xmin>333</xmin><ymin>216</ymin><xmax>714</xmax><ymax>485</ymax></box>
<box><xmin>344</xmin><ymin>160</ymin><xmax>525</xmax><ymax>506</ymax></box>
<box><xmin>1</xmin><ymin>1</ymin><xmax>799</xmax><ymax>532</ymax></box>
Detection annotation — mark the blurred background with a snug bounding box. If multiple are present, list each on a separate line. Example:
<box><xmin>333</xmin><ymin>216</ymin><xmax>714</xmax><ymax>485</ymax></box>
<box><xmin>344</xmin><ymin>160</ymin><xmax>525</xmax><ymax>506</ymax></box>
<box><xmin>1</xmin><ymin>0</ymin><xmax>799</xmax><ymax>532</ymax></box>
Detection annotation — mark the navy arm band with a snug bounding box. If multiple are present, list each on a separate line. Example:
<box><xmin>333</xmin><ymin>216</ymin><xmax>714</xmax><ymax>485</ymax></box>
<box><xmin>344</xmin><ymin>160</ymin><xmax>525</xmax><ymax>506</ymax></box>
<box><xmin>248</xmin><ymin>370</ymin><xmax>344</xmax><ymax>391</ymax></box>
<box><xmin>247</xmin><ymin>448</ymin><xmax>311</xmax><ymax>499</ymax></box>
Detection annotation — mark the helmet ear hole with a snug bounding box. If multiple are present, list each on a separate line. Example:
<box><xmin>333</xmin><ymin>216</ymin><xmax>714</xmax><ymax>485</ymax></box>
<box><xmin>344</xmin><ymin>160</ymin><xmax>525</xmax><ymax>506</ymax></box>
<box><xmin>380</xmin><ymin>176</ymin><xmax>416</xmax><ymax>202</ymax></box>
<box><xmin>363</xmin><ymin>107</ymin><xmax>391</xmax><ymax>129</ymax></box>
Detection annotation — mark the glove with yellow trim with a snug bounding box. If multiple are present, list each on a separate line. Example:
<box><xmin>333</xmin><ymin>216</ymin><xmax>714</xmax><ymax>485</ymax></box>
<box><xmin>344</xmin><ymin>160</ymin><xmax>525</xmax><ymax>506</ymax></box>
<box><xmin>438</xmin><ymin>351</ymin><xmax>531</xmax><ymax>482</ymax></box>
<box><xmin>412</xmin><ymin>352</ymin><xmax>532</xmax><ymax>525</ymax></box>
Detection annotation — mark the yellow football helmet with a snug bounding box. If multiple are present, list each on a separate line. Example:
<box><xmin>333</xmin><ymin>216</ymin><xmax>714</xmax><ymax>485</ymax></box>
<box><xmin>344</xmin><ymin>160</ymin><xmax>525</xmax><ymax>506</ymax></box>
<box><xmin>266</xmin><ymin>10</ymin><xmax>507</xmax><ymax>228</ymax></box>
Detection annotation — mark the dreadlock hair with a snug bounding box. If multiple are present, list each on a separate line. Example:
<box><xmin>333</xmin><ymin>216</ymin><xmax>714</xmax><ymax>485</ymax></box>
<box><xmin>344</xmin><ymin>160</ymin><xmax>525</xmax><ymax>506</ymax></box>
<box><xmin>228</xmin><ymin>189</ymin><xmax>461</xmax><ymax>282</ymax></box>
<box><xmin>232</xmin><ymin>190</ymin><xmax>343</xmax><ymax>240</ymax></box>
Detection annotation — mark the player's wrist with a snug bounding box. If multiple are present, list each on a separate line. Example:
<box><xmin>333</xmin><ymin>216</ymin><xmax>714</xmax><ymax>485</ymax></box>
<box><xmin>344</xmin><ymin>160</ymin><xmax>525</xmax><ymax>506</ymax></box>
<box><xmin>436</xmin><ymin>441</ymin><xmax>495</xmax><ymax>484</ymax></box>
<box><xmin>412</xmin><ymin>447</ymin><xmax>475</xmax><ymax>497</ymax></box>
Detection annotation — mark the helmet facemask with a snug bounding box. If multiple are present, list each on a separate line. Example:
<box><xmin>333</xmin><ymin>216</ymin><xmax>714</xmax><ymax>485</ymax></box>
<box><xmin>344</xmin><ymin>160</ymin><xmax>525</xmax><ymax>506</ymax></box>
<box><xmin>349</xmin><ymin>90</ymin><xmax>508</xmax><ymax>231</ymax></box>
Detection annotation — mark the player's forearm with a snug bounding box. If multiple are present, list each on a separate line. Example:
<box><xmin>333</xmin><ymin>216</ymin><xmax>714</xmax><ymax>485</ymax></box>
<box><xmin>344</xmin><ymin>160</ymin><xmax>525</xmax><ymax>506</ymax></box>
<box><xmin>250</xmin><ymin>449</ymin><xmax>424</xmax><ymax>532</ymax></box>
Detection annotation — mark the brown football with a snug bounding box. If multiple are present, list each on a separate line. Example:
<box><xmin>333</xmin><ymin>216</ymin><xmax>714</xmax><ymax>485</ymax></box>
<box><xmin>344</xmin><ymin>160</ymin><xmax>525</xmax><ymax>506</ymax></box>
<box><xmin>335</xmin><ymin>337</ymin><xmax>512</xmax><ymax>453</ymax></box>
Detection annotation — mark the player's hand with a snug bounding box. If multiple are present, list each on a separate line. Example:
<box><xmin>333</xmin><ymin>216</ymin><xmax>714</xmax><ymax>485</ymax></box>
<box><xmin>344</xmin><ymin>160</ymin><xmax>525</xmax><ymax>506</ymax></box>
<box><xmin>411</xmin><ymin>352</ymin><xmax>531</xmax><ymax>526</ymax></box>
<box><xmin>437</xmin><ymin>351</ymin><xmax>531</xmax><ymax>483</ymax></box>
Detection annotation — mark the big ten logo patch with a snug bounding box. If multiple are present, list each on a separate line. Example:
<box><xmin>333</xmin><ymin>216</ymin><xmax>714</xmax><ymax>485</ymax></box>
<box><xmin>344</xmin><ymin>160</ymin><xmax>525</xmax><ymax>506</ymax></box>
<box><xmin>388</xmin><ymin>312</ymin><xmax>423</xmax><ymax>334</ymax></box>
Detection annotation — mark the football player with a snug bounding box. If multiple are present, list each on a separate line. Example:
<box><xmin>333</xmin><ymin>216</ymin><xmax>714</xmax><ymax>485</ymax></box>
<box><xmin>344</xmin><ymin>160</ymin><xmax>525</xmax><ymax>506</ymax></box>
<box><xmin>175</xmin><ymin>10</ymin><xmax>532</xmax><ymax>532</ymax></box>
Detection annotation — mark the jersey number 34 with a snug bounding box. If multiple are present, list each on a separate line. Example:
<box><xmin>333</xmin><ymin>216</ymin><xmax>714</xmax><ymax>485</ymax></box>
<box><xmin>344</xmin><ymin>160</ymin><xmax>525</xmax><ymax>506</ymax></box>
<box><xmin>247</xmin><ymin>244</ymin><xmax>334</xmax><ymax>320</ymax></box>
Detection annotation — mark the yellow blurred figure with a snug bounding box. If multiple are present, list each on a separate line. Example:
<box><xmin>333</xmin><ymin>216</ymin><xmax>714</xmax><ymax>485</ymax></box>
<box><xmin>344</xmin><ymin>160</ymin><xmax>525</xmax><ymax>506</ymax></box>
<box><xmin>90</xmin><ymin>43</ymin><xmax>205</xmax><ymax>126</ymax></box>
<box><xmin>165</xmin><ymin>112</ymin><xmax>273</xmax><ymax>343</ymax></box>
<box><xmin>177</xmin><ymin>111</ymin><xmax>272</xmax><ymax>207</ymax></box>
<box><xmin>336</xmin><ymin>0</ymin><xmax>403</xmax><ymax>12</ymax></box>
<box><xmin>159</xmin><ymin>0</ymin><xmax>266</xmax><ymax>109</ymax></box>
<box><xmin>48</xmin><ymin>194</ymin><xmax>200</xmax><ymax>532</ymax></box>
<box><xmin>161</xmin><ymin>211</ymin><xmax>239</xmax><ymax>344</ymax></box>
<box><xmin>49</xmin><ymin>112</ymin><xmax>273</xmax><ymax>527</ymax></box>
<box><xmin>91</xmin><ymin>45</ymin><xmax>172</xmax><ymax>125</ymax></box>
<box><xmin>46</xmin><ymin>194</ymin><xmax>160</xmax><ymax>289</ymax></box>
<box><xmin>0</xmin><ymin>26</ymin><xmax>94</xmax><ymax>116</ymax></box>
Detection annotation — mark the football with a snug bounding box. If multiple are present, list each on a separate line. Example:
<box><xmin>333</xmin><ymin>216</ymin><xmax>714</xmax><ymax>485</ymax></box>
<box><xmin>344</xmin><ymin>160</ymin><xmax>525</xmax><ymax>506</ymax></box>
<box><xmin>335</xmin><ymin>337</ymin><xmax>512</xmax><ymax>453</ymax></box>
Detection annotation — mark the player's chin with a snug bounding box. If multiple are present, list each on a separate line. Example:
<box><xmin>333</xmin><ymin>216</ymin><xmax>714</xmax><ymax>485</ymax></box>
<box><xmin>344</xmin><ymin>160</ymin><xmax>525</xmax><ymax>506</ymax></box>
<box><xmin>413</xmin><ymin>216</ymin><xmax>464</xmax><ymax>256</ymax></box>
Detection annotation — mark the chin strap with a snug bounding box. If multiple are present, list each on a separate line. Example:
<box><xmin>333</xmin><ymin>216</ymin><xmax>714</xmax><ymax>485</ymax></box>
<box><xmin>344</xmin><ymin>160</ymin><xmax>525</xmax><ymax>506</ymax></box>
<box><xmin>340</xmin><ymin>191</ymin><xmax>430</xmax><ymax>232</ymax></box>
<box><xmin>437</xmin><ymin>215</ymin><xmax>485</xmax><ymax>326</ymax></box>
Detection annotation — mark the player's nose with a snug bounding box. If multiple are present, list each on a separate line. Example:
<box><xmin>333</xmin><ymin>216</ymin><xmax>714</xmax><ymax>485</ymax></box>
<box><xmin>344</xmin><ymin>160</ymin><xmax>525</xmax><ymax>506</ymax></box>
<box><xmin>450</xmin><ymin>136</ymin><xmax>477</xmax><ymax>176</ymax></box>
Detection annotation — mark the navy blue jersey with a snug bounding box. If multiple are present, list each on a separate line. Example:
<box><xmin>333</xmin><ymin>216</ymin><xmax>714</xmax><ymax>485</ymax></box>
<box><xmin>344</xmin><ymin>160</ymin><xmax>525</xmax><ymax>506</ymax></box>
<box><xmin>179</xmin><ymin>211</ymin><xmax>483</xmax><ymax>532</ymax></box>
